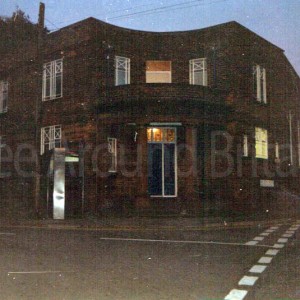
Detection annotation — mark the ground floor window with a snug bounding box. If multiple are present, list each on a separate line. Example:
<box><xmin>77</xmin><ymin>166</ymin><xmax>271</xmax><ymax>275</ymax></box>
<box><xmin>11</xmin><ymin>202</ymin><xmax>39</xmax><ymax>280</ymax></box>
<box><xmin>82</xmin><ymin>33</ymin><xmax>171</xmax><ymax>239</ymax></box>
<box><xmin>255</xmin><ymin>127</ymin><xmax>268</xmax><ymax>159</ymax></box>
<box><xmin>41</xmin><ymin>125</ymin><xmax>62</xmax><ymax>155</ymax></box>
<box><xmin>147</xmin><ymin>127</ymin><xmax>177</xmax><ymax>197</ymax></box>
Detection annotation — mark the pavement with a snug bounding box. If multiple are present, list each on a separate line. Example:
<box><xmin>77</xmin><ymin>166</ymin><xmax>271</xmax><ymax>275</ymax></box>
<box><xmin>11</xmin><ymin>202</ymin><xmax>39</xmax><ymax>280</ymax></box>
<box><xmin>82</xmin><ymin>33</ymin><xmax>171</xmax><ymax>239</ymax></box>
<box><xmin>1</xmin><ymin>214</ymin><xmax>299</xmax><ymax>231</ymax></box>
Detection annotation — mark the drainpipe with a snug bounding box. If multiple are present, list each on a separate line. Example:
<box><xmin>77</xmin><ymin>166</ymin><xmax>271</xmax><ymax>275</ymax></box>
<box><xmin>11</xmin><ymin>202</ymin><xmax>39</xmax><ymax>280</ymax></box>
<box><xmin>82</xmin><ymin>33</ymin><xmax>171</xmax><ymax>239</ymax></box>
<box><xmin>288</xmin><ymin>110</ymin><xmax>293</xmax><ymax>166</ymax></box>
<box><xmin>34</xmin><ymin>2</ymin><xmax>45</xmax><ymax>216</ymax></box>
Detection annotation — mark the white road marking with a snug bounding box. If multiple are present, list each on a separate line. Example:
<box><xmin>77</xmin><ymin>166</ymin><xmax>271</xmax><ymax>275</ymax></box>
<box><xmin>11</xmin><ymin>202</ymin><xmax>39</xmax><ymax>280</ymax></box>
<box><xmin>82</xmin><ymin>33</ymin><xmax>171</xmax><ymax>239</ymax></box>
<box><xmin>277</xmin><ymin>238</ymin><xmax>288</xmax><ymax>243</ymax></box>
<box><xmin>273</xmin><ymin>243</ymin><xmax>284</xmax><ymax>248</ymax></box>
<box><xmin>260</xmin><ymin>232</ymin><xmax>270</xmax><ymax>236</ymax></box>
<box><xmin>265</xmin><ymin>229</ymin><xmax>275</xmax><ymax>233</ymax></box>
<box><xmin>270</xmin><ymin>226</ymin><xmax>279</xmax><ymax>230</ymax></box>
<box><xmin>224</xmin><ymin>289</ymin><xmax>248</xmax><ymax>300</ymax></box>
<box><xmin>245</xmin><ymin>241</ymin><xmax>258</xmax><ymax>246</ymax></box>
<box><xmin>254</xmin><ymin>236</ymin><xmax>264</xmax><ymax>241</ymax></box>
<box><xmin>238</xmin><ymin>276</ymin><xmax>258</xmax><ymax>286</ymax></box>
<box><xmin>0</xmin><ymin>233</ymin><xmax>16</xmax><ymax>236</ymax></box>
<box><xmin>249</xmin><ymin>265</ymin><xmax>267</xmax><ymax>273</ymax></box>
<box><xmin>100</xmin><ymin>237</ymin><xmax>271</xmax><ymax>247</ymax></box>
<box><xmin>8</xmin><ymin>271</ymin><xmax>74</xmax><ymax>275</ymax></box>
<box><xmin>258</xmin><ymin>257</ymin><xmax>272</xmax><ymax>264</ymax></box>
<box><xmin>265</xmin><ymin>249</ymin><xmax>279</xmax><ymax>256</ymax></box>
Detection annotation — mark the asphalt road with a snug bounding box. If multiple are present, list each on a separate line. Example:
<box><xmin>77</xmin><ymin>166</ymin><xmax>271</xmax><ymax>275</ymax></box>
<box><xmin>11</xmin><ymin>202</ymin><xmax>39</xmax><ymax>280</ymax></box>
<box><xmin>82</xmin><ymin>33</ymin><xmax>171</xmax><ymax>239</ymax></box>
<box><xmin>0</xmin><ymin>221</ymin><xmax>299</xmax><ymax>300</ymax></box>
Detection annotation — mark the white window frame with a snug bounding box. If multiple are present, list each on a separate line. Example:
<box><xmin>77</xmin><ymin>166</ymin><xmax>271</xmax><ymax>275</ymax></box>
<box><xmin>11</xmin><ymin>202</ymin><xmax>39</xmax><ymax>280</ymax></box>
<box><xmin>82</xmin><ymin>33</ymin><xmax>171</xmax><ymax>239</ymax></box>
<box><xmin>189</xmin><ymin>58</ymin><xmax>207</xmax><ymax>86</ymax></box>
<box><xmin>41</xmin><ymin>125</ymin><xmax>62</xmax><ymax>155</ymax></box>
<box><xmin>253</xmin><ymin>65</ymin><xmax>267</xmax><ymax>103</ymax></box>
<box><xmin>115</xmin><ymin>56</ymin><xmax>130</xmax><ymax>86</ymax></box>
<box><xmin>275</xmin><ymin>142</ymin><xmax>280</xmax><ymax>161</ymax></box>
<box><xmin>108</xmin><ymin>138</ymin><xmax>117</xmax><ymax>172</ymax></box>
<box><xmin>146</xmin><ymin>61</ymin><xmax>172</xmax><ymax>83</ymax></box>
<box><xmin>243</xmin><ymin>135</ymin><xmax>248</xmax><ymax>157</ymax></box>
<box><xmin>255</xmin><ymin>127</ymin><xmax>268</xmax><ymax>159</ymax></box>
<box><xmin>42</xmin><ymin>59</ymin><xmax>63</xmax><ymax>101</ymax></box>
<box><xmin>0</xmin><ymin>136</ymin><xmax>6</xmax><ymax>176</ymax></box>
<box><xmin>147</xmin><ymin>127</ymin><xmax>177</xmax><ymax>197</ymax></box>
<box><xmin>0</xmin><ymin>81</ymin><xmax>8</xmax><ymax>113</ymax></box>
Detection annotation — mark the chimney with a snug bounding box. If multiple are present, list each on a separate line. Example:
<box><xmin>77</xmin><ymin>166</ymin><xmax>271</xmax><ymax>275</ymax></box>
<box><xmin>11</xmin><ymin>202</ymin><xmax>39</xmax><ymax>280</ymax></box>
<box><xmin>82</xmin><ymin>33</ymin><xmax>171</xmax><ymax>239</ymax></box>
<box><xmin>38</xmin><ymin>2</ymin><xmax>45</xmax><ymax>31</ymax></box>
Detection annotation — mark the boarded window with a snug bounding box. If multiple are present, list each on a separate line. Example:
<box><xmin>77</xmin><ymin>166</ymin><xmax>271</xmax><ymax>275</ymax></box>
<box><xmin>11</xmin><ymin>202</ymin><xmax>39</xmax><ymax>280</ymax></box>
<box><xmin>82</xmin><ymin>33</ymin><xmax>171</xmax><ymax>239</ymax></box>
<box><xmin>146</xmin><ymin>61</ymin><xmax>171</xmax><ymax>83</ymax></box>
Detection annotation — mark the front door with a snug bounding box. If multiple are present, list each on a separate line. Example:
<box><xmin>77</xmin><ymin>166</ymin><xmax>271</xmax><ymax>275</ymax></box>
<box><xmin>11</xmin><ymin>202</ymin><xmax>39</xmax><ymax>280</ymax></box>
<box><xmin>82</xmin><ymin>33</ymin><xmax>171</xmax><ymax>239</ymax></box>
<box><xmin>147</xmin><ymin>127</ymin><xmax>177</xmax><ymax>197</ymax></box>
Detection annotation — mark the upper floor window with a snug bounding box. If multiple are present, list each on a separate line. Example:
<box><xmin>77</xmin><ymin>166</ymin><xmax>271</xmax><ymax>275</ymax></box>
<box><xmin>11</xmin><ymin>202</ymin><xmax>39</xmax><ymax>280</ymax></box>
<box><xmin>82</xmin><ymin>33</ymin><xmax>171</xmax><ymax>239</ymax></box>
<box><xmin>146</xmin><ymin>61</ymin><xmax>171</xmax><ymax>83</ymax></box>
<box><xmin>41</xmin><ymin>125</ymin><xmax>62</xmax><ymax>155</ymax></box>
<box><xmin>189</xmin><ymin>58</ymin><xmax>207</xmax><ymax>86</ymax></box>
<box><xmin>115</xmin><ymin>56</ymin><xmax>130</xmax><ymax>86</ymax></box>
<box><xmin>0</xmin><ymin>81</ymin><xmax>8</xmax><ymax>113</ymax></box>
<box><xmin>253</xmin><ymin>65</ymin><xmax>267</xmax><ymax>103</ymax></box>
<box><xmin>108</xmin><ymin>138</ymin><xmax>117</xmax><ymax>172</ymax></box>
<box><xmin>255</xmin><ymin>127</ymin><xmax>268</xmax><ymax>159</ymax></box>
<box><xmin>42</xmin><ymin>59</ymin><xmax>63</xmax><ymax>101</ymax></box>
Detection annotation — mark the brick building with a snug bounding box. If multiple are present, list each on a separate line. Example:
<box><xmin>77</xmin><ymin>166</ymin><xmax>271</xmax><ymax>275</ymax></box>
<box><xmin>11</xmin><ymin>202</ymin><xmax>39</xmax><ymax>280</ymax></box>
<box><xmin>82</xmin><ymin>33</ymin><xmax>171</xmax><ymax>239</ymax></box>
<box><xmin>0</xmin><ymin>16</ymin><xmax>299</xmax><ymax>219</ymax></box>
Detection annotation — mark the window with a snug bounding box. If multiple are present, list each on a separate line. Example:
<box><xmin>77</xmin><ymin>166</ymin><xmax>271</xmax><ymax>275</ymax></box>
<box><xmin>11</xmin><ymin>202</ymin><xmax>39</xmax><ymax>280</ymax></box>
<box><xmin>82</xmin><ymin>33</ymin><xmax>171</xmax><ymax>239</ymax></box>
<box><xmin>189</xmin><ymin>58</ymin><xmax>207</xmax><ymax>86</ymax></box>
<box><xmin>253</xmin><ymin>65</ymin><xmax>267</xmax><ymax>103</ymax></box>
<box><xmin>146</xmin><ymin>61</ymin><xmax>171</xmax><ymax>83</ymax></box>
<box><xmin>115</xmin><ymin>56</ymin><xmax>130</xmax><ymax>86</ymax></box>
<box><xmin>243</xmin><ymin>135</ymin><xmax>248</xmax><ymax>157</ymax></box>
<box><xmin>0</xmin><ymin>136</ymin><xmax>6</xmax><ymax>175</ymax></box>
<box><xmin>41</xmin><ymin>125</ymin><xmax>62</xmax><ymax>155</ymax></box>
<box><xmin>0</xmin><ymin>81</ymin><xmax>8</xmax><ymax>113</ymax></box>
<box><xmin>42</xmin><ymin>59</ymin><xmax>63</xmax><ymax>101</ymax></box>
<box><xmin>255</xmin><ymin>127</ymin><xmax>268</xmax><ymax>159</ymax></box>
<box><xmin>108</xmin><ymin>138</ymin><xmax>117</xmax><ymax>172</ymax></box>
<box><xmin>275</xmin><ymin>142</ymin><xmax>280</xmax><ymax>161</ymax></box>
<box><xmin>147</xmin><ymin>128</ymin><xmax>176</xmax><ymax>197</ymax></box>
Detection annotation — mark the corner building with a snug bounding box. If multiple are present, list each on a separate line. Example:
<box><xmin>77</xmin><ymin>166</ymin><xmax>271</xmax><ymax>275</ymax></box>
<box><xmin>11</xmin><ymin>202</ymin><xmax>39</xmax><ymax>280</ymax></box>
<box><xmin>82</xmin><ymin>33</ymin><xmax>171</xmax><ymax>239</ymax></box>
<box><xmin>0</xmin><ymin>18</ymin><xmax>299</xmax><ymax>218</ymax></box>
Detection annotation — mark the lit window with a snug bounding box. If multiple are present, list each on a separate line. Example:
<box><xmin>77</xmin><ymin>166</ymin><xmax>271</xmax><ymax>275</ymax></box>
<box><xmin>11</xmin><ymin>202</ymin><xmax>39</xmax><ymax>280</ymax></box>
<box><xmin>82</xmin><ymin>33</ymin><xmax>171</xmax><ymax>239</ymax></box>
<box><xmin>255</xmin><ymin>127</ymin><xmax>268</xmax><ymax>159</ymax></box>
<box><xmin>115</xmin><ymin>56</ymin><xmax>130</xmax><ymax>86</ymax></box>
<box><xmin>42</xmin><ymin>59</ymin><xmax>63</xmax><ymax>101</ymax></box>
<box><xmin>146</xmin><ymin>61</ymin><xmax>171</xmax><ymax>83</ymax></box>
<box><xmin>41</xmin><ymin>125</ymin><xmax>62</xmax><ymax>155</ymax></box>
<box><xmin>189</xmin><ymin>58</ymin><xmax>207</xmax><ymax>86</ymax></box>
<box><xmin>0</xmin><ymin>81</ymin><xmax>8</xmax><ymax>113</ymax></box>
<box><xmin>253</xmin><ymin>65</ymin><xmax>267</xmax><ymax>103</ymax></box>
<box><xmin>108</xmin><ymin>138</ymin><xmax>117</xmax><ymax>172</ymax></box>
<box><xmin>243</xmin><ymin>135</ymin><xmax>248</xmax><ymax>157</ymax></box>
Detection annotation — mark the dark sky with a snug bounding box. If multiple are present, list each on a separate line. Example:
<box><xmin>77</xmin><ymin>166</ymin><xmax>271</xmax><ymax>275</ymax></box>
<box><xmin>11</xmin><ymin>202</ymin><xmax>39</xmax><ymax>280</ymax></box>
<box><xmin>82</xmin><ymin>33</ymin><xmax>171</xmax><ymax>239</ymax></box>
<box><xmin>2</xmin><ymin>0</ymin><xmax>300</xmax><ymax>75</ymax></box>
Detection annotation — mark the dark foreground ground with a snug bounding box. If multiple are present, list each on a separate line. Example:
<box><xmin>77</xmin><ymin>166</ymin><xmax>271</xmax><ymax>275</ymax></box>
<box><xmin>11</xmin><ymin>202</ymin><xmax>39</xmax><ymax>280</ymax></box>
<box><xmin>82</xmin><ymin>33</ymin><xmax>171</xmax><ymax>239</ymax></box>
<box><xmin>0</xmin><ymin>218</ymin><xmax>299</xmax><ymax>300</ymax></box>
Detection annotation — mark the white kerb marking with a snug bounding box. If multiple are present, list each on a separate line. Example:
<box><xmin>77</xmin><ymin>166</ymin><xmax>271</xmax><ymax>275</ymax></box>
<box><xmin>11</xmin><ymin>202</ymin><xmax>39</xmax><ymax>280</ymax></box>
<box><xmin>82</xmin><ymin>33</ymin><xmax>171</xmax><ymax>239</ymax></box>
<box><xmin>254</xmin><ymin>236</ymin><xmax>264</xmax><ymax>241</ymax></box>
<box><xmin>285</xmin><ymin>231</ymin><xmax>295</xmax><ymax>235</ymax></box>
<box><xmin>238</xmin><ymin>276</ymin><xmax>258</xmax><ymax>286</ymax></box>
<box><xmin>245</xmin><ymin>241</ymin><xmax>258</xmax><ymax>246</ymax></box>
<box><xmin>258</xmin><ymin>257</ymin><xmax>272</xmax><ymax>264</ymax></box>
<box><xmin>249</xmin><ymin>265</ymin><xmax>267</xmax><ymax>273</ymax></box>
<box><xmin>273</xmin><ymin>244</ymin><xmax>284</xmax><ymax>249</ymax></box>
<box><xmin>260</xmin><ymin>232</ymin><xmax>270</xmax><ymax>236</ymax></box>
<box><xmin>265</xmin><ymin>249</ymin><xmax>279</xmax><ymax>256</ymax></box>
<box><xmin>277</xmin><ymin>238</ymin><xmax>288</xmax><ymax>243</ymax></box>
<box><xmin>224</xmin><ymin>289</ymin><xmax>248</xmax><ymax>300</ymax></box>
<box><xmin>282</xmin><ymin>234</ymin><xmax>293</xmax><ymax>238</ymax></box>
